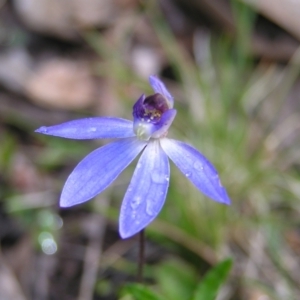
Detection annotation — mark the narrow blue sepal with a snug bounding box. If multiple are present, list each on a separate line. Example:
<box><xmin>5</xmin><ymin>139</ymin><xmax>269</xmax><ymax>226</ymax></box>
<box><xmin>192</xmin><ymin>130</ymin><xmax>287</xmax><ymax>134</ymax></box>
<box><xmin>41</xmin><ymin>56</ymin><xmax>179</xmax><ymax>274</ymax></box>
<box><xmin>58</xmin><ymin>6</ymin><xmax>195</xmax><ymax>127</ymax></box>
<box><xmin>119</xmin><ymin>139</ymin><xmax>170</xmax><ymax>238</ymax></box>
<box><xmin>149</xmin><ymin>75</ymin><xmax>174</xmax><ymax>108</ymax></box>
<box><xmin>160</xmin><ymin>138</ymin><xmax>231</xmax><ymax>205</ymax></box>
<box><xmin>35</xmin><ymin>117</ymin><xmax>135</xmax><ymax>139</ymax></box>
<box><xmin>60</xmin><ymin>138</ymin><xmax>147</xmax><ymax>207</ymax></box>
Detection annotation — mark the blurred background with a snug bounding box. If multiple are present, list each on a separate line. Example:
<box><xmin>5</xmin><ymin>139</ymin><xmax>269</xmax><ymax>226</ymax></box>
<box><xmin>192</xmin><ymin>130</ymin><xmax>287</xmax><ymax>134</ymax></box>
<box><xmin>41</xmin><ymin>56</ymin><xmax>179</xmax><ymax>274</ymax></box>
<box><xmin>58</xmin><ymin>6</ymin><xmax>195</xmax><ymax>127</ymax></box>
<box><xmin>1</xmin><ymin>0</ymin><xmax>300</xmax><ymax>299</ymax></box>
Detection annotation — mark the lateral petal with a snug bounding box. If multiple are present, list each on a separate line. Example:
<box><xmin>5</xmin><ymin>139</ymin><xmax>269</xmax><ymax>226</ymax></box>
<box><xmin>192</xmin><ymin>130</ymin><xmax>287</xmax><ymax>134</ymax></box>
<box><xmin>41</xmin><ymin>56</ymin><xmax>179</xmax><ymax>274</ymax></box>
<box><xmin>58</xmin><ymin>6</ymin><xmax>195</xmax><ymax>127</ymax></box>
<box><xmin>160</xmin><ymin>138</ymin><xmax>231</xmax><ymax>205</ymax></box>
<box><xmin>119</xmin><ymin>139</ymin><xmax>170</xmax><ymax>238</ymax></box>
<box><xmin>35</xmin><ymin>117</ymin><xmax>135</xmax><ymax>139</ymax></box>
<box><xmin>60</xmin><ymin>138</ymin><xmax>146</xmax><ymax>207</ymax></box>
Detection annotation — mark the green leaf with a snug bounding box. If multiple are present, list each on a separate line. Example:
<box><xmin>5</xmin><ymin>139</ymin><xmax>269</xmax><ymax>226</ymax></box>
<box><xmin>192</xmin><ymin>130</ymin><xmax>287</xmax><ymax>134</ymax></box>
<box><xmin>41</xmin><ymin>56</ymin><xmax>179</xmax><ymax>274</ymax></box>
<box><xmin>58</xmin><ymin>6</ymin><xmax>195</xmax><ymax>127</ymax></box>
<box><xmin>155</xmin><ymin>259</ymin><xmax>198</xmax><ymax>300</ymax></box>
<box><xmin>192</xmin><ymin>259</ymin><xmax>233</xmax><ymax>300</ymax></box>
<box><xmin>120</xmin><ymin>283</ymin><xmax>165</xmax><ymax>300</ymax></box>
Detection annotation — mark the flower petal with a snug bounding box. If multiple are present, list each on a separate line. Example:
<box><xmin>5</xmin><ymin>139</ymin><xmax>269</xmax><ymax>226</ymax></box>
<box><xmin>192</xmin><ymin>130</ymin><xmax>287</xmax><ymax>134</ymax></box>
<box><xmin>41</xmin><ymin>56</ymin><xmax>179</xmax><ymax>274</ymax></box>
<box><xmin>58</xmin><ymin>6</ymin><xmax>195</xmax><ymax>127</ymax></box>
<box><xmin>149</xmin><ymin>75</ymin><xmax>174</xmax><ymax>108</ymax></box>
<box><xmin>60</xmin><ymin>138</ymin><xmax>146</xmax><ymax>207</ymax></box>
<box><xmin>35</xmin><ymin>117</ymin><xmax>135</xmax><ymax>139</ymax></box>
<box><xmin>160</xmin><ymin>139</ymin><xmax>231</xmax><ymax>205</ymax></box>
<box><xmin>119</xmin><ymin>139</ymin><xmax>170</xmax><ymax>238</ymax></box>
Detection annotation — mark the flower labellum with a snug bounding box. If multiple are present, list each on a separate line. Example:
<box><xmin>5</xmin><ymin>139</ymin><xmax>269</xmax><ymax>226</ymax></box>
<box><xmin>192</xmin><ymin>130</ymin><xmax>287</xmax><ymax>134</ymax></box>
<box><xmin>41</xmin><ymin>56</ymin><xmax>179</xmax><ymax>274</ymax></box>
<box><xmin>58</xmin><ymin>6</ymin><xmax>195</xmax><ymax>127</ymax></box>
<box><xmin>35</xmin><ymin>75</ymin><xmax>231</xmax><ymax>239</ymax></box>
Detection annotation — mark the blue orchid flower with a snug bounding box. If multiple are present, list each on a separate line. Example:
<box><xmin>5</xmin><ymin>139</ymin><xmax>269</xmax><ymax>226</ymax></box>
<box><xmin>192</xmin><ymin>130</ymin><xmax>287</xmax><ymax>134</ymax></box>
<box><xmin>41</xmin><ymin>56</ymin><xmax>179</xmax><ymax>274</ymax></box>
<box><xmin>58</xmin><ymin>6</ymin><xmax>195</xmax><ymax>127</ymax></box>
<box><xmin>35</xmin><ymin>76</ymin><xmax>230</xmax><ymax>239</ymax></box>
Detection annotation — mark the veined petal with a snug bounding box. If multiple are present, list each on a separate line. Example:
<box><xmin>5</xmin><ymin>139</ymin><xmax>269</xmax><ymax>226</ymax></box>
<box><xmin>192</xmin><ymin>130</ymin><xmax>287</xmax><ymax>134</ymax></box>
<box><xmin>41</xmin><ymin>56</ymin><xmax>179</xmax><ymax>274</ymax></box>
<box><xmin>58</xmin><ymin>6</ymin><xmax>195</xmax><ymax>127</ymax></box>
<box><xmin>160</xmin><ymin>139</ymin><xmax>231</xmax><ymax>205</ymax></box>
<box><xmin>60</xmin><ymin>138</ymin><xmax>146</xmax><ymax>207</ymax></box>
<box><xmin>35</xmin><ymin>117</ymin><xmax>135</xmax><ymax>139</ymax></box>
<box><xmin>119</xmin><ymin>139</ymin><xmax>170</xmax><ymax>238</ymax></box>
<box><xmin>149</xmin><ymin>75</ymin><xmax>174</xmax><ymax>108</ymax></box>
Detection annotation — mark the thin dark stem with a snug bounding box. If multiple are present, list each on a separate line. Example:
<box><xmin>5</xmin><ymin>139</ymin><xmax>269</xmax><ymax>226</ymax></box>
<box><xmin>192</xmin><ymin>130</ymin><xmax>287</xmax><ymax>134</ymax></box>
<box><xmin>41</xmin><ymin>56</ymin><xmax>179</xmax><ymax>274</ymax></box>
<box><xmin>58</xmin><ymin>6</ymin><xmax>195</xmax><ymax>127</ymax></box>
<box><xmin>137</xmin><ymin>229</ymin><xmax>145</xmax><ymax>283</ymax></box>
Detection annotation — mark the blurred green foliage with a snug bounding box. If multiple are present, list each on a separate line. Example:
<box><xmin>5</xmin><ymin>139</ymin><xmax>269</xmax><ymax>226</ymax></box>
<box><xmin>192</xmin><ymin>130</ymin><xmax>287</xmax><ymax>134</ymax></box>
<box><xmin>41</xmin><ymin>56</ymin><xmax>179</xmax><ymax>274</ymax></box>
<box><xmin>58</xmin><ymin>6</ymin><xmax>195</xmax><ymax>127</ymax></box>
<box><xmin>120</xmin><ymin>259</ymin><xmax>232</xmax><ymax>300</ymax></box>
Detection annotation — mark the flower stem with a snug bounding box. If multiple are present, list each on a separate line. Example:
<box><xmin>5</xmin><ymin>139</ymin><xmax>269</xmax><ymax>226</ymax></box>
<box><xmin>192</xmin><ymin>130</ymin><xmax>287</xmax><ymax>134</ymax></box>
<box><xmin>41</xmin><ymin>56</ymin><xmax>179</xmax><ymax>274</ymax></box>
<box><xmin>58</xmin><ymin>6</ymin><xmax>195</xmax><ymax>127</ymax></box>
<box><xmin>137</xmin><ymin>229</ymin><xmax>145</xmax><ymax>282</ymax></box>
